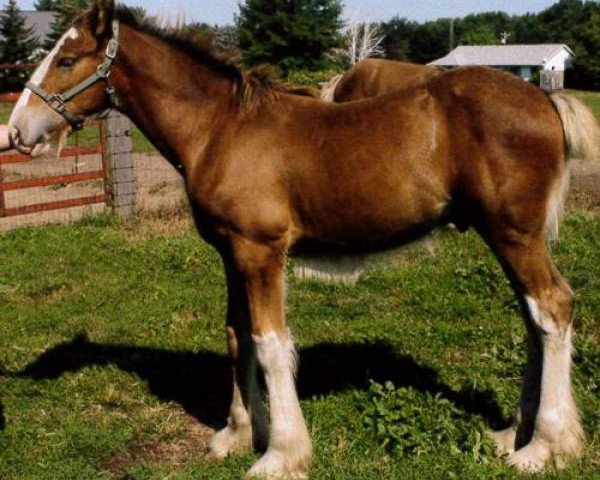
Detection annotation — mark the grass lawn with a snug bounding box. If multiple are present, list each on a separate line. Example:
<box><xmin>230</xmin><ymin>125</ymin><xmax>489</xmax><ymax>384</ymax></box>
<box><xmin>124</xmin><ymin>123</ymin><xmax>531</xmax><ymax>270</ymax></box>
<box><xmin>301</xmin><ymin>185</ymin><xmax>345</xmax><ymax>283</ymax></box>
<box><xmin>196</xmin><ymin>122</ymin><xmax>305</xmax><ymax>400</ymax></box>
<box><xmin>570</xmin><ymin>90</ymin><xmax>600</xmax><ymax>122</ymax></box>
<box><xmin>0</xmin><ymin>212</ymin><xmax>598</xmax><ymax>479</ymax></box>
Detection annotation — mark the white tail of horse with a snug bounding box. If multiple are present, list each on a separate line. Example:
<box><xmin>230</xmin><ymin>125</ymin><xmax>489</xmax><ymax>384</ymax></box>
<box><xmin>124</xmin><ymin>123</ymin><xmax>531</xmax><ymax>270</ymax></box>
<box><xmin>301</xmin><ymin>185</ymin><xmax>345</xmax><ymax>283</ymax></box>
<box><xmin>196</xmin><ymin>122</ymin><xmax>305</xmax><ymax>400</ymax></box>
<box><xmin>319</xmin><ymin>74</ymin><xmax>343</xmax><ymax>102</ymax></box>
<box><xmin>546</xmin><ymin>92</ymin><xmax>600</xmax><ymax>240</ymax></box>
<box><xmin>550</xmin><ymin>92</ymin><xmax>600</xmax><ymax>161</ymax></box>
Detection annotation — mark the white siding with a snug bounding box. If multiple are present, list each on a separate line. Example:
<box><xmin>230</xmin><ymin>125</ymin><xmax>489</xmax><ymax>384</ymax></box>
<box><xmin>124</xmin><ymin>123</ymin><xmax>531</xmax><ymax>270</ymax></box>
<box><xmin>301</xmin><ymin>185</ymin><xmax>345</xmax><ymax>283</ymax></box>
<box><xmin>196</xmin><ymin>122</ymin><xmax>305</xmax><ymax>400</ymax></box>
<box><xmin>544</xmin><ymin>49</ymin><xmax>573</xmax><ymax>71</ymax></box>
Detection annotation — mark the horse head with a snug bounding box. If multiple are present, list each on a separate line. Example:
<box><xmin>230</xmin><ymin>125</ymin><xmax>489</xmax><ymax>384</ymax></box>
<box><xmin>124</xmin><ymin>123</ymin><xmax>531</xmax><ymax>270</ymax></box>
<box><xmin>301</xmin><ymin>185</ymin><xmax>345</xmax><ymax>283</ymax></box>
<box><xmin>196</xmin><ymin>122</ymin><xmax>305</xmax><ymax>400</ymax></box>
<box><xmin>8</xmin><ymin>0</ymin><xmax>117</xmax><ymax>156</ymax></box>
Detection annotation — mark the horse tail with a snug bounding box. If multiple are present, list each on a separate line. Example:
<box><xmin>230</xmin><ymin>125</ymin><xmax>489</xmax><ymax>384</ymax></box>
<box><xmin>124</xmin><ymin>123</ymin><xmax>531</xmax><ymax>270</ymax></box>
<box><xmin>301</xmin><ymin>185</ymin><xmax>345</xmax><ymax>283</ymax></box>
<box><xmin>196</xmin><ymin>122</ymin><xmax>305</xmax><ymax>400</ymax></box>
<box><xmin>545</xmin><ymin>92</ymin><xmax>599</xmax><ymax>241</ymax></box>
<box><xmin>319</xmin><ymin>74</ymin><xmax>343</xmax><ymax>102</ymax></box>
<box><xmin>549</xmin><ymin>92</ymin><xmax>600</xmax><ymax>162</ymax></box>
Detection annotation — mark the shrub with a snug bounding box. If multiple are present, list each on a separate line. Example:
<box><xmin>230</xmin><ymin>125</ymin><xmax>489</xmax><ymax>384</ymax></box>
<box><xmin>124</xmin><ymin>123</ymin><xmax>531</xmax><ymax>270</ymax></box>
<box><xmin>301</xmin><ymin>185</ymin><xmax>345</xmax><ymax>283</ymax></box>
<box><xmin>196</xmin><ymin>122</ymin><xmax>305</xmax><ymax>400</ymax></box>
<box><xmin>359</xmin><ymin>380</ymin><xmax>495</xmax><ymax>460</ymax></box>
<box><xmin>287</xmin><ymin>69</ymin><xmax>340</xmax><ymax>86</ymax></box>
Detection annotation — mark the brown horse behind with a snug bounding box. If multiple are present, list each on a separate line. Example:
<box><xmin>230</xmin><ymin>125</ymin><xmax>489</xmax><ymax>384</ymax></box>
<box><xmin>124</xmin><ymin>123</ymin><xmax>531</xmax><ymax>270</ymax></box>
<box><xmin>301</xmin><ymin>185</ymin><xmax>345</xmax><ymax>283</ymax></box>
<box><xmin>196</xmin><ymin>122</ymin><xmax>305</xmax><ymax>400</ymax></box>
<box><xmin>8</xmin><ymin>2</ymin><xmax>600</xmax><ymax>478</ymax></box>
<box><xmin>321</xmin><ymin>58</ymin><xmax>442</xmax><ymax>101</ymax></box>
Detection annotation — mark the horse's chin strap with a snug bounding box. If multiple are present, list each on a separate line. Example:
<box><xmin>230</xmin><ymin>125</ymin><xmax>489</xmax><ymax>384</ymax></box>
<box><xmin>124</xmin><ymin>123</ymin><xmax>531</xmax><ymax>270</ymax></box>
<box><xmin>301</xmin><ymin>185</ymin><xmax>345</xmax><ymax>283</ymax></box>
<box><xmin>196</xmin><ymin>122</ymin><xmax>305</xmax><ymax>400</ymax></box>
<box><xmin>26</xmin><ymin>20</ymin><xmax>120</xmax><ymax>132</ymax></box>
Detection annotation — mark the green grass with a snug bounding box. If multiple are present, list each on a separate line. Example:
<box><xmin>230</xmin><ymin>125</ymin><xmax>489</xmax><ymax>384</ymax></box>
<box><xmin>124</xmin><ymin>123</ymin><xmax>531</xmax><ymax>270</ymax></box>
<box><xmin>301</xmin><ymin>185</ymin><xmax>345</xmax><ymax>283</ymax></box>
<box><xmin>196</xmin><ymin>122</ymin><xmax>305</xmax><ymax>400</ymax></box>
<box><xmin>0</xmin><ymin>212</ymin><xmax>598</xmax><ymax>479</ymax></box>
<box><xmin>570</xmin><ymin>90</ymin><xmax>600</xmax><ymax>122</ymax></box>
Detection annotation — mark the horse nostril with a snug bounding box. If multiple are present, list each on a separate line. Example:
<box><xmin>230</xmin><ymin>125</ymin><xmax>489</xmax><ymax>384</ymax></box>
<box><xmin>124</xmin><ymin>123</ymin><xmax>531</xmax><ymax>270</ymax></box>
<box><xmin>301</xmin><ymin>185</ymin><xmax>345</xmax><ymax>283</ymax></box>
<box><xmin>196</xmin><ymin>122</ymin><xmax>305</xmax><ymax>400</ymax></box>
<box><xmin>7</xmin><ymin>125</ymin><xmax>19</xmax><ymax>147</ymax></box>
<box><xmin>7</xmin><ymin>126</ymin><xmax>34</xmax><ymax>155</ymax></box>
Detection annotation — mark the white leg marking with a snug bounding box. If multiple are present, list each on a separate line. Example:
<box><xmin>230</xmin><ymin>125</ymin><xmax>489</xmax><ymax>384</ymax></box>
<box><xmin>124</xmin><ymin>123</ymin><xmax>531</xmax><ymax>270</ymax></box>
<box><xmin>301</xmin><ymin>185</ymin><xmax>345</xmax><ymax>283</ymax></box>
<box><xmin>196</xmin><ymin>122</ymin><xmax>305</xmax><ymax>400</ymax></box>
<box><xmin>247</xmin><ymin>332</ymin><xmax>311</xmax><ymax>479</ymax></box>
<box><xmin>509</xmin><ymin>296</ymin><xmax>584</xmax><ymax>471</ymax></box>
<box><xmin>209</xmin><ymin>381</ymin><xmax>253</xmax><ymax>458</ymax></box>
<box><xmin>487</xmin><ymin>426</ymin><xmax>517</xmax><ymax>455</ymax></box>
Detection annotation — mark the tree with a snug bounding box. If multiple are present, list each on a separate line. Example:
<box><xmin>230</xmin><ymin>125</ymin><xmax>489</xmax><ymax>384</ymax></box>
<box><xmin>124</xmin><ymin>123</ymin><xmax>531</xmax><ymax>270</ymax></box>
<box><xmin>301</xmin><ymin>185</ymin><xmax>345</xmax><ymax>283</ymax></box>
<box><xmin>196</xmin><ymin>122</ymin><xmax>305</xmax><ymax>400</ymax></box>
<box><xmin>237</xmin><ymin>0</ymin><xmax>343</xmax><ymax>73</ymax></box>
<box><xmin>458</xmin><ymin>24</ymin><xmax>497</xmax><ymax>45</ymax></box>
<box><xmin>34</xmin><ymin>0</ymin><xmax>58</xmax><ymax>10</ymax></box>
<box><xmin>456</xmin><ymin>12</ymin><xmax>512</xmax><ymax>45</ymax></box>
<box><xmin>569</xmin><ymin>1</ymin><xmax>600</xmax><ymax>89</ymax></box>
<box><xmin>342</xmin><ymin>22</ymin><xmax>384</xmax><ymax>66</ymax></box>
<box><xmin>44</xmin><ymin>0</ymin><xmax>91</xmax><ymax>49</ymax></box>
<box><xmin>127</xmin><ymin>6</ymin><xmax>148</xmax><ymax>22</ymax></box>
<box><xmin>380</xmin><ymin>17</ymin><xmax>418</xmax><ymax>60</ymax></box>
<box><xmin>215</xmin><ymin>25</ymin><xmax>239</xmax><ymax>51</ymax></box>
<box><xmin>0</xmin><ymin>0</ymin><xmax>39</xmax><ymax>91</ymax></box>
<box><xmin>410</xmin><ymin>19</ymin><xmax>453</xmax><ymax>64</ymax></box>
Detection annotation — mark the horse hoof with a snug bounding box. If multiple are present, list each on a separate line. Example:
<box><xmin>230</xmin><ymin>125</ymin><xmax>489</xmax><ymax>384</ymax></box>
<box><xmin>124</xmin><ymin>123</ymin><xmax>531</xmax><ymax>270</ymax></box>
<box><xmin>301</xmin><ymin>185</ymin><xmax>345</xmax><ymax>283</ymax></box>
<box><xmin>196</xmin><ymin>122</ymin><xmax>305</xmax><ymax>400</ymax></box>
<box><xmin>207</xmin><ymin>425</ymin><xmax>252</xmax><ymax>460</ymax></box>
<box><xmin>487</xmin><ymin>426</ymin><xmax>517</xmax><ymax>455</ymax></box>
<box><xmin>507</xmin><ymin>442</ymin><xmax>550</xmax><ymax>473</ymax></box>
<box><xmin>246</xmin><ymin>451</ymin><xmax>308</xmax><ymax>480</ymax></box>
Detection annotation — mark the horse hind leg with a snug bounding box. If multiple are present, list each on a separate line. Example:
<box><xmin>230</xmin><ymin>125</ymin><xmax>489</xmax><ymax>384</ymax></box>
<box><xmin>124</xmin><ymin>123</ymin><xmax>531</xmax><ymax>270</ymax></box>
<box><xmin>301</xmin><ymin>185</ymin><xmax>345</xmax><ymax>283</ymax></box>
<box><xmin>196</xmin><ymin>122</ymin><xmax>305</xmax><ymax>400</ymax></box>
<box><xmin>486</xmin><ymin>234</ymin><xmax>584</xmax><ymax>472</ymax></box>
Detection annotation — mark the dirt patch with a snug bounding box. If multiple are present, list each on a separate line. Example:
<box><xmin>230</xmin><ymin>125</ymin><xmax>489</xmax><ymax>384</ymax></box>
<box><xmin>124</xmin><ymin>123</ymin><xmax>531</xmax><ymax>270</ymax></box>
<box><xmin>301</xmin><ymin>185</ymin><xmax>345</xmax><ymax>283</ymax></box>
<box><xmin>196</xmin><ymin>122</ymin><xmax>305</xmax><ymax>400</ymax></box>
<box><xmin>134</xmin><ymin>153</ymin><xmax>187</xmax><ymax>216</ymax></box>
<box><xmin>103</xmin><ymin>406</ymin><xmax>213</xmax><ymax>479</ymax></box>
<box><xmin>568</xmin><ymin>159</ymin><xmax>600</xmax><ymax>214</ymax></box>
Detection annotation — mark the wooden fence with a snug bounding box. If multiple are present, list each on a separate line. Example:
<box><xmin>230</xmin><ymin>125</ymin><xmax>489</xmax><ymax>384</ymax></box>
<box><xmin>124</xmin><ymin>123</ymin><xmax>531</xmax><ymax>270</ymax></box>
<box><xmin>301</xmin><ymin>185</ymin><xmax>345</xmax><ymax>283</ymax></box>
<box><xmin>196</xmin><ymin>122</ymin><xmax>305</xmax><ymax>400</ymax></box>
<box><xmin>0</xmin><ymin>97</ymin><xmax>135</xmax><ymax>229</ymax></box>
<box><xmin>0</xmin><ymin>121</ymin><xmax>110</xmax><ymax>219</ymax></box>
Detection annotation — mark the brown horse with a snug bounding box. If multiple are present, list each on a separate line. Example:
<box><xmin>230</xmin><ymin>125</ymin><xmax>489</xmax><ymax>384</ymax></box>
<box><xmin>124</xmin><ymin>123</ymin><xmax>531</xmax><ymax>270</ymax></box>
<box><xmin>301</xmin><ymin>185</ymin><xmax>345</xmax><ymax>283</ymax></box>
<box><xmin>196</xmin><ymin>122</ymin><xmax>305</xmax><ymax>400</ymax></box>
<box><xmin>8</xmin><ymin>1</ymin><xmax>600</xmax><ymax>478</ymax></box>
<box><xmin>321</xmin><ymin>58</ymin><xmax>442</xmax><ymax>102</ymax></box>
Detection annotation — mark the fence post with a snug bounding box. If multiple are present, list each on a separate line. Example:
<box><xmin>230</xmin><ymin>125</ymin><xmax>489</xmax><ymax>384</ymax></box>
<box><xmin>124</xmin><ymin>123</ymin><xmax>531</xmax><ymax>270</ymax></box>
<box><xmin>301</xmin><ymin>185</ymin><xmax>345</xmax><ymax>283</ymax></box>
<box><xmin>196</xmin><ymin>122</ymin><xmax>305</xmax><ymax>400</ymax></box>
<box><xmin>106</xmin><ymin>111</ymin><xmax>135</xmax><ymax>217</ymax></box>
<box><xmin>540</xmin><ymin>70</ymin><xmax>564</xmax><ymax>91</ymax></box>
<box><xmin>0</xmin><ymin>163</ymin><xmax>5</xmax><ymax>218</ymax></box>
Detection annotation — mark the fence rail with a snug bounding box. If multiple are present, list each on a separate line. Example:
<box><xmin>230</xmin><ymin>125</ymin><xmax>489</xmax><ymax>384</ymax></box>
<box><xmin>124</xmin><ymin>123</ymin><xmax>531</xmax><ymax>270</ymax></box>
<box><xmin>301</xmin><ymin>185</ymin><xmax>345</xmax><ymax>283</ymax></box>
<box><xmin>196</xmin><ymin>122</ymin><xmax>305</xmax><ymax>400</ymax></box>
<box><xmin>0</xmin><ymin>73</ymin><xmax>134</xmax><ymax>227</ymax></box>
<box><xmin>0</xmin><ymin>145</ymin><xmax>104</xmax><ymax>164</ymax></box>
<box><xmin>0</xmin><ymin>119</ymin><xmax>110</xmax><ymax>220</ymax></box>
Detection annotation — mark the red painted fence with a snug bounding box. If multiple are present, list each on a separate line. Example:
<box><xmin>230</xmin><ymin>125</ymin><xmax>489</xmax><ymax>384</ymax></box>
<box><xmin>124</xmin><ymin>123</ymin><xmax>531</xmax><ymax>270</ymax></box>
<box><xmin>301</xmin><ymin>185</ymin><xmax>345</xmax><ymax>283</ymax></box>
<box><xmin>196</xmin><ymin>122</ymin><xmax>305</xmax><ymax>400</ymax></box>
<box><xmin>0</xmin><ymin>92</ymin><xmax>110</xmax><ymax>220</ymax></box>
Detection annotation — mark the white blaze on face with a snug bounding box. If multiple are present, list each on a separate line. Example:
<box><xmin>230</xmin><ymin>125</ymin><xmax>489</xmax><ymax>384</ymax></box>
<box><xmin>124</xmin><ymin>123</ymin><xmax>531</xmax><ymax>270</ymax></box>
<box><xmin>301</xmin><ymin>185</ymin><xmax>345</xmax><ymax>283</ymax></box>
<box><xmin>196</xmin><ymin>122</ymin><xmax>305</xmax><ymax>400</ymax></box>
<box><xmin>9</xmin><ymin>28</ymin><xmax>79</xmax><ymax>146</ymax></box>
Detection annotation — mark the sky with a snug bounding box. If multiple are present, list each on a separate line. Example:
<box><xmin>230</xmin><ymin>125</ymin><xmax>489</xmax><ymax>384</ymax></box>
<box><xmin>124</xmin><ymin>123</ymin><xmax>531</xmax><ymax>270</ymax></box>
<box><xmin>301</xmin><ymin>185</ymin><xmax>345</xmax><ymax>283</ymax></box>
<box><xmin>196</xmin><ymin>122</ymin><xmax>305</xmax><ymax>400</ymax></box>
<box><xmin>15</xmin><ymin>0</ymin><xmax>560</xmax><ymax>25</ymax></box>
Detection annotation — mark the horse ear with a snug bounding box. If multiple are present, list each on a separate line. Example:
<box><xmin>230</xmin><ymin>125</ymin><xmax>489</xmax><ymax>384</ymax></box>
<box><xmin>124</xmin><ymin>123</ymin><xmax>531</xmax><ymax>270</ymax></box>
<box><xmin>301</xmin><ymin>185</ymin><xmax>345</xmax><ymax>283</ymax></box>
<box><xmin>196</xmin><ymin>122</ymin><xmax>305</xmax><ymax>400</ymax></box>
<box><xmin>94</xmin><ymin>0</ymin><xmax>115</xmax><ymax>38</ymax></box>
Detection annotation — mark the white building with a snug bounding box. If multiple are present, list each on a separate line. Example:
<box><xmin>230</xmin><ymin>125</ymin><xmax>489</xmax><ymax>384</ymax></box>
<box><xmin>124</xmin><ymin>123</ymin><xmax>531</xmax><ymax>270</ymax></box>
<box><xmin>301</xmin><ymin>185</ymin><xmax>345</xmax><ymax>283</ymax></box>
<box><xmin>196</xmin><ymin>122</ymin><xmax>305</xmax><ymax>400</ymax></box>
<box><xmin>429</xmin><ymin>44</ymin><xmax>574</xmax><ymax>88</ymax></box>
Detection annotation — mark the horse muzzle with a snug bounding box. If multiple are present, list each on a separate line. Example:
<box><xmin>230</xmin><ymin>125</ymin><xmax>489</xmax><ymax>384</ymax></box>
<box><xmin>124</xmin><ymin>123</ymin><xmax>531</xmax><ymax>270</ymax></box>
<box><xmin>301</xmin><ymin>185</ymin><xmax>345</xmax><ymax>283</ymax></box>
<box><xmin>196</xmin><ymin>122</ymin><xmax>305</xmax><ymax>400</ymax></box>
<box><xmin>7</xmin><ymin>125</ymin><xmax>50</xmax><ymax>157</ymax></box>
<box><xmin>0</xmin><ymin>125</ymin><xmax>13</xmax><ymax>152</ymax></box>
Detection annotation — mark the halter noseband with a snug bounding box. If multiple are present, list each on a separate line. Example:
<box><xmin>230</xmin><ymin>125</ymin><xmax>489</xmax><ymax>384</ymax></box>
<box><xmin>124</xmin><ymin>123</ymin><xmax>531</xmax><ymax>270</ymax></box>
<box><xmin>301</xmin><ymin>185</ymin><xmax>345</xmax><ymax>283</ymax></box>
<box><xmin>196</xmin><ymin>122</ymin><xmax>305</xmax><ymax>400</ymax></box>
<box><xmin>26</xmin><ymin>21</ymin><xmax>120</xmax><ymax>132</ymax></box>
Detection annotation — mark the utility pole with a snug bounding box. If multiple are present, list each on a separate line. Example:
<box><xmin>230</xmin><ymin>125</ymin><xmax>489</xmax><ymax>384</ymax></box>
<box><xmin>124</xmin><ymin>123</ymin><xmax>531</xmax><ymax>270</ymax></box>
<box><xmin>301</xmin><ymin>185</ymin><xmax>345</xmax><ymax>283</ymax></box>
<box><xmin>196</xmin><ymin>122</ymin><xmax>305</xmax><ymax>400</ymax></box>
<box><xmin>448</xmin><ymin>18</ymin><xmax>455</xmax><ymax>53</ymax></box>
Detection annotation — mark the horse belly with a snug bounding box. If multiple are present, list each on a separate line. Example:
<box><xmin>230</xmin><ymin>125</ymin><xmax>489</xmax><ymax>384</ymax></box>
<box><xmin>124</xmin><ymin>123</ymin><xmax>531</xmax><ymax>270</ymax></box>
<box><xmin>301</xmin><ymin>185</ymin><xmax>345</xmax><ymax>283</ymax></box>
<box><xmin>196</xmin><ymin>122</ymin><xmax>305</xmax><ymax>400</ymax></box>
<box><xmin>292</xmin><ymin>179</ymin><xmax>451</xmax><ymax>255</ymax></box>
<box><xmin>290</xmin><ymin>186</ymin><xmax>449</xmax><ymax>283</ymax></box>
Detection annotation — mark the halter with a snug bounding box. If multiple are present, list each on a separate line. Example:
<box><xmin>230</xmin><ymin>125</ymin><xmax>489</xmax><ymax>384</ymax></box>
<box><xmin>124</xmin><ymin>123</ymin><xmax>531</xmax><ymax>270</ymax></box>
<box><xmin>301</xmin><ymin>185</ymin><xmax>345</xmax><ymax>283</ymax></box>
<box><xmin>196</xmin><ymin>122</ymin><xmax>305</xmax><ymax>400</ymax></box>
<box><xmin>26</xmin><ymin>21</ymin><xmax>120</xmax><ymax>132</ymax></box>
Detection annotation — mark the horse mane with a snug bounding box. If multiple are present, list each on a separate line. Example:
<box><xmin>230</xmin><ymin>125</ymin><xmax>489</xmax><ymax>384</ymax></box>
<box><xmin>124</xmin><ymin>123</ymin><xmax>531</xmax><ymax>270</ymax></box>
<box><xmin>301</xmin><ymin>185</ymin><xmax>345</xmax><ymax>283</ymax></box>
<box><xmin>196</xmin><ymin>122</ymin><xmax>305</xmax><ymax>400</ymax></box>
<box><xmin>240</xmin><ymin>65</ymin><xmax>319</xmax><ymax>110</ymax></box>
<box><xmin>94</xmin><ymin>6</ymin><xmax>317</xmax><ymax>111</ymax></box>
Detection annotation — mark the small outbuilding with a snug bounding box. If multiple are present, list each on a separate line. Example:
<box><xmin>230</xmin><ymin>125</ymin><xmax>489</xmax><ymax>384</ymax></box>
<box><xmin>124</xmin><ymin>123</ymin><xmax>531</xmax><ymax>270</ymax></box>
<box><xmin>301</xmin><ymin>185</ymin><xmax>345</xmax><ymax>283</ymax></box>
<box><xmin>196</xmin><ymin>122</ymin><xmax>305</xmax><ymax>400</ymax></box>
<box><xmin>429</xmin><ymin>44</ymin><xmax>574</xmax><ymax>90</ymax></box>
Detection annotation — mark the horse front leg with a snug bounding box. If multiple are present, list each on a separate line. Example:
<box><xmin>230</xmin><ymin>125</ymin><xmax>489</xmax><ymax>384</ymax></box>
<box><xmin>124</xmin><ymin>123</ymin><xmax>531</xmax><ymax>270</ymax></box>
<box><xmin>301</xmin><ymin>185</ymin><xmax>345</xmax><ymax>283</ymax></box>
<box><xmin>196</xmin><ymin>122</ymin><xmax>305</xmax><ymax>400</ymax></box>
<box><xmin>229</xmin><ymin>237</ymin><xmax>312</xmax><ymax>479</ymax></box>
<box><xmin>209</xmin><ymin>256</ymin><xmax>269</xmax><ymax>458</ymax></box>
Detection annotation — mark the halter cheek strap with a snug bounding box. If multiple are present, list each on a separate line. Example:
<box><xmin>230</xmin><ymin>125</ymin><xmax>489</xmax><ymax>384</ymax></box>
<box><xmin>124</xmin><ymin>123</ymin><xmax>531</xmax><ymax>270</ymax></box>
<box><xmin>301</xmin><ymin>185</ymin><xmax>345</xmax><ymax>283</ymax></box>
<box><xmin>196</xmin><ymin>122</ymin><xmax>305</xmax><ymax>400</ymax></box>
<box><xmin>26</xmin><ymin>20</ymin><xmax>120</xmax><ymax>132</ymax></box>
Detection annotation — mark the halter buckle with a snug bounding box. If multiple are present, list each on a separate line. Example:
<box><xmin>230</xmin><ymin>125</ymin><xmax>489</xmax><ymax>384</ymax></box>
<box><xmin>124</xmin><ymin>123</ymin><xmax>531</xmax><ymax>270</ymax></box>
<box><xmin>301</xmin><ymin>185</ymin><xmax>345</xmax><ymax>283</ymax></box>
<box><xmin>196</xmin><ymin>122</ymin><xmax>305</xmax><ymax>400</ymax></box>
<box><xmin>47</xmin><ymin>95</ymin><xmax>66</xmax><ymax>112</ymax></box>
<box><xmin>106</xmin><ymin>38</ymin><xmax>119</xmax><ymax>60</ymax></box>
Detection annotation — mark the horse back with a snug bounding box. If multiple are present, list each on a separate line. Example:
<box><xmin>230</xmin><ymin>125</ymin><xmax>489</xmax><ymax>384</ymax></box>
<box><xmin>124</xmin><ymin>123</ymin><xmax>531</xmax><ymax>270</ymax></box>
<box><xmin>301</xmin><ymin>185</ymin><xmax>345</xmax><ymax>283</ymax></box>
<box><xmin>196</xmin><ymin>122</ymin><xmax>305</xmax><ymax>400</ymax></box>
<box><xmin>334</xmin><ymin>58</ymin><xmax>442</xmax><ymax>102</ymax></box>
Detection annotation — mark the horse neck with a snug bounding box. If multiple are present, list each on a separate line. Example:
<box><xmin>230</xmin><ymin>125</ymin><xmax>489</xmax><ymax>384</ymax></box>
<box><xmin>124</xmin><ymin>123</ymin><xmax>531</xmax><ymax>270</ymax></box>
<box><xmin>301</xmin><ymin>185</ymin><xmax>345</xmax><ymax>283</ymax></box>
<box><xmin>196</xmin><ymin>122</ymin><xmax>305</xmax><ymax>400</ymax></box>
<box><xmin>110</xmin><ymin>26</ymin><xmax>237</xmax><ymax>172</ymax></box>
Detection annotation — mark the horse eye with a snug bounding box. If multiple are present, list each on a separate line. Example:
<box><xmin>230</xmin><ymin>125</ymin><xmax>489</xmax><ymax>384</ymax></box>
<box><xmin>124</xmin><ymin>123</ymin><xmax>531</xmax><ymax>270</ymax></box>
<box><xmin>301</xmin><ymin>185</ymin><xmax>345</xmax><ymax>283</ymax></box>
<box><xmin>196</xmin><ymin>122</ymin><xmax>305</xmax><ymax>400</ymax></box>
<box><xmin>58</xmin><ymin>57</ymin><xmax>77</xmax><ymax>69</ymax></box>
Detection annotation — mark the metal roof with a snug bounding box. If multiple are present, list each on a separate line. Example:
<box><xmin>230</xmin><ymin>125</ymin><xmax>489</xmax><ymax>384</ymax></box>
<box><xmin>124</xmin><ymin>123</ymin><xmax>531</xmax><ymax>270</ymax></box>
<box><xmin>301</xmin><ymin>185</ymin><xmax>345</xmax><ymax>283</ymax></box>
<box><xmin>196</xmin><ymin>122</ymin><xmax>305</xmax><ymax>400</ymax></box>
<box><xmin>0</xmin><ymin>11</ymin><xmax>56</xmax><ymax>43</ymax></box>
<box><xmin>429</xmin><ymin>44</ymin><xmax>574</xmax><ymax>67</ymax></box>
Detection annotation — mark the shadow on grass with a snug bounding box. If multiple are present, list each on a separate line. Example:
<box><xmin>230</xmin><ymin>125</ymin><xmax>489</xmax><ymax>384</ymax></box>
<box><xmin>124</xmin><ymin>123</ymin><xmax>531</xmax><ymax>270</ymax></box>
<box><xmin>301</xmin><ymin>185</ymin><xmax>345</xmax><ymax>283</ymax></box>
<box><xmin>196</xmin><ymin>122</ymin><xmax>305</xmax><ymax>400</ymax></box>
<box><xmin>8</xmin><ymin>334</ymin><xmax>507</xmax><ymax>430</ymax></box>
